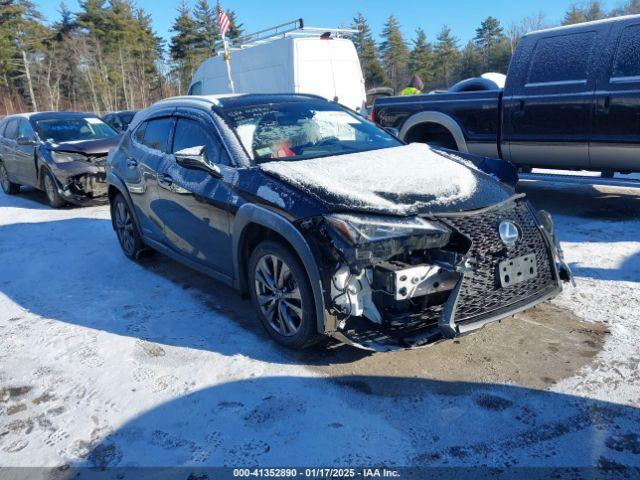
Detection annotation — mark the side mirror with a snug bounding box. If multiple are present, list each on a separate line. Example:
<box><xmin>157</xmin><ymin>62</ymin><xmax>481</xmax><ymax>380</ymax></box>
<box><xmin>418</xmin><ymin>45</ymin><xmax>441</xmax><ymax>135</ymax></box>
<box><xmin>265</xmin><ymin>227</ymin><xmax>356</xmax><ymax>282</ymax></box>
<box><xmin>16</xmin><ymin>136</ymin><xmax>36</xmax><ymax>146</ymax></box>
<box><xmin>174</xmin><ymin>146</ymin><xmax>221</xmax><ymax>178</ymax></box>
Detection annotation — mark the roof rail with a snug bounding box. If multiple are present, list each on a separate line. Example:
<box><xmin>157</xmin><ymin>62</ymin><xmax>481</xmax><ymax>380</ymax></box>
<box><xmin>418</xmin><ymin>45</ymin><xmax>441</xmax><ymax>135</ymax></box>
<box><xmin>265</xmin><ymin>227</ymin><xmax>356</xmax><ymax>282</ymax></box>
<box><xmin>214</xmin><ymin>18</ymin><xmax>357</xmax><ymax>51</ymax></box>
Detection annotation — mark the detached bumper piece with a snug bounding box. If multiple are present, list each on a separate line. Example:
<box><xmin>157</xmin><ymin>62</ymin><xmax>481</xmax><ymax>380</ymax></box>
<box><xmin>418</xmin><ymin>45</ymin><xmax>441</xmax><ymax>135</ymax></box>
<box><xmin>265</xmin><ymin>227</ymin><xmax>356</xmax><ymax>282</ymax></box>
<box><xmin>332</xmin><ymin>199</ymin><xmax>564</xmax><ymax>351</ymax></box>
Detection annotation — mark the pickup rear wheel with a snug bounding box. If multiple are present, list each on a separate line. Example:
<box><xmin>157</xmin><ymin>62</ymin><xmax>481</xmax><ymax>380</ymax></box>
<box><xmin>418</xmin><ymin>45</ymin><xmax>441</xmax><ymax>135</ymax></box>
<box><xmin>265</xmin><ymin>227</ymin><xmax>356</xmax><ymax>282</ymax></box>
<box><xmin>405</xmin><ymin>123</ymin><xmax>458</xmax><ymax>150</ymax></box>
<box><xmin>248</xmin><ymin>240</ymin><xmax>322</xmax><ymax>349</ymax></box>
<box><xmin>0</xmin><ymin>162</ymin><xmax>20</xmax><ymax>194</ymax></box>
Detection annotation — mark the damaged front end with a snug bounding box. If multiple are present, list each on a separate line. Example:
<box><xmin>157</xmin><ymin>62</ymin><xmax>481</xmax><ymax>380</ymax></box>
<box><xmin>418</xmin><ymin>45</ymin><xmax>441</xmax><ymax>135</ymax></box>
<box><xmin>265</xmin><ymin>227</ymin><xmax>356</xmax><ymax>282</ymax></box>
<box><xmin>48</xmin><ymin>151</ymin><xmax>109</xmax><ymax>204</ymax></box>
<box><xmin>299</xmin><ymin>195</ymin><xmax>572</xmax><ymax>351</ymax></box>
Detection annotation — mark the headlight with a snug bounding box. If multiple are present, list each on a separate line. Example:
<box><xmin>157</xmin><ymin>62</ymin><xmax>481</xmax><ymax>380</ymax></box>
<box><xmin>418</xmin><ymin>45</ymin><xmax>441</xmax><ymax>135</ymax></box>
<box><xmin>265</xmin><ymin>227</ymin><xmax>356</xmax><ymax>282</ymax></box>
<box><xmin>50</xmin><ymin>151</ymin><xmax>88</xmax><ymax>164</ymax></box>
<box><xmin>324</xmin><ymin>214</ymin><xmax>450</xmax><ymax>245</ymax></box>
<box><xmin>537</xmin><ymin>209</ymin><xmax>554</xmax><ymax>236</ymax></box>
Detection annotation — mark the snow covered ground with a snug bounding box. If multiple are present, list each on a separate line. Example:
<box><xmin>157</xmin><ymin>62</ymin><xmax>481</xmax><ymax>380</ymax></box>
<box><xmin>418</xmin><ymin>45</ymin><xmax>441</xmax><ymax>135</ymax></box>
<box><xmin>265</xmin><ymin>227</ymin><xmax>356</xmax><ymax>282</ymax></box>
<box><xmin>0</xmin><ymin>179</ymin><xmax>639</xmax><ymax>473</ymax></box>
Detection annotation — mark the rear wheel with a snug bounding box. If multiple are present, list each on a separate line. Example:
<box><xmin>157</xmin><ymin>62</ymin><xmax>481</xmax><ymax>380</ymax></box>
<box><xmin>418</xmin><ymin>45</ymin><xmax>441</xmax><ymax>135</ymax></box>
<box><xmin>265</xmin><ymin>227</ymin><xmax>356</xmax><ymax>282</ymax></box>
<box><xmin>43</xmin><ymin>170</ymin><xmax>66</xmax><ymax>208</ymax></box>
<box><xmin>0</xmin><ymin>162</ymin><xmax>20</xmax><ymax>194</ymax></box>
<box><xmin>112</xmin><ymin>193</ymin><xmax>145</xmax><ymax>259</ymax></box>
<box><xmin>248</xmin><ymin>240</ymin><xmax>322</xmax><ymax>349</ymax></box>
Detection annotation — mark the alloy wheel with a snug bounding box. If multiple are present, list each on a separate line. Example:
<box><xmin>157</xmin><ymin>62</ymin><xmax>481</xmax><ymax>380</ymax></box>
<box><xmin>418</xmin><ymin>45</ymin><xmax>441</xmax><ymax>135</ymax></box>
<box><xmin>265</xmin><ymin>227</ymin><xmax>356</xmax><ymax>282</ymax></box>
<box><xmin>254</xmin><ymin>253</ymin><xmax>303</xmax><ymax>337</ymax></box>
<box><xmin>44</xmin><ymin>174</ymin><xmax>57</xmax><ymax>203</ymax></box>
<box><xmin>114</xmin><ymin>200</ymin><xmax>136</xmax><ymax>255</ymax></box>
<box><xmin>0</xmin><ymin>164</ymin><xmax>9</xmax><ymax>192</ymax></box>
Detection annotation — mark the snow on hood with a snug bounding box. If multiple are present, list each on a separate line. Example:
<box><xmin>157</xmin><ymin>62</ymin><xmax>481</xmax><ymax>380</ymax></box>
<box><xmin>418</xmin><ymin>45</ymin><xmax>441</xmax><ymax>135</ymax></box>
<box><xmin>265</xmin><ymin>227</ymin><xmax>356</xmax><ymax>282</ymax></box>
<box><xmin>260</xmin><ymin>143</ymin><xmax>489</xmax><ymax>215</ymax></box>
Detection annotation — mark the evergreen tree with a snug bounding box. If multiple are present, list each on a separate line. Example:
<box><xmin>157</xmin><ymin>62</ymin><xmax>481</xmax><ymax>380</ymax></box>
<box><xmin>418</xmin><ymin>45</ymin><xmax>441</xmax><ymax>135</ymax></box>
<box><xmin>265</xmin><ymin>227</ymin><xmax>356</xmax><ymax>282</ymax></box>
<box><xmin>408</xmin><ymin>28</ymin><xmax>434</xmax><ymax>87</ymax></box>
<box><xmin>226</xmin><ymin>9</ymin><xmax>243</xmax><ymax>42</ymax></box>
<box><xmin>433</xmin><ymin>25</ymin><xmax>459</xmax><ymax>88</ymax></box>
<box><xmin>379</xmin><ymin>14</ymin><xmax>409</xmax><ymax>91</ymax></box>
<box><xmin>169</xmin><ymin>0</ymin><xmax>200</xmax><ymax>93</ymax></box>
<box><xmin>456</xmin><ymin>41</ymin><xmax>483</xmax><ymax>80</ymax></box>
<box><xmin>193</xmin><ymin>0</ymin><xmax>218</xmax><ymax>56</ymax></box>
<box><xmin>563</xmin><ymin>1</ymin><xmax>606</xmax><ymax>25</ymax></box>
<box><xmin>474</xmin><ymin>16</ymin><xmax>503</xmax><ymax>50</ymax></box>
<box><xmin>350</xmin><ymin>12</ymin><xmax>385</xmax><ymax>88</ymax></box>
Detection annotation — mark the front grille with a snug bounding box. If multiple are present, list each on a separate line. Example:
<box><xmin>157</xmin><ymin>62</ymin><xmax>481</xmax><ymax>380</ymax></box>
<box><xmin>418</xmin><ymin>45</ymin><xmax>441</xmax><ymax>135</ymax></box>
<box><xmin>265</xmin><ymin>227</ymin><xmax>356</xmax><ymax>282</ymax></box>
<box><xmin>440</xmin><ymin>198</ymin><xmax>558</xmax><ymax>325</ymax></box>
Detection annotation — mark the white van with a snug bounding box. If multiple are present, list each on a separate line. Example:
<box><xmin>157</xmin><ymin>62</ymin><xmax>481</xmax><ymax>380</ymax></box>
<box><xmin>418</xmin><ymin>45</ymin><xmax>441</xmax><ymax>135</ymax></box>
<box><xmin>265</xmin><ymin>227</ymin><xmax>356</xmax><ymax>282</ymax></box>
<box><xmin>188</xmin><ymin>23</ymin><xmax>367</xmax><ymax>112</ymax></box>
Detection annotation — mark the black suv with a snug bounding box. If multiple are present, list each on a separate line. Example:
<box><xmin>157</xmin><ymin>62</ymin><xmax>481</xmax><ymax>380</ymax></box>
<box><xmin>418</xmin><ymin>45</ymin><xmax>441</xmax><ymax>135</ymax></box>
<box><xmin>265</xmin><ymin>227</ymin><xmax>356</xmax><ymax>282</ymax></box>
<box><xmin>0</xmin><ymin>112</ymin><xmax>120</xmax><ymax>206</ymax></box>
<box><xmin>107</xmin><ymin>94</ymin><xmax>571</xmax><ymax>351</ymax></box>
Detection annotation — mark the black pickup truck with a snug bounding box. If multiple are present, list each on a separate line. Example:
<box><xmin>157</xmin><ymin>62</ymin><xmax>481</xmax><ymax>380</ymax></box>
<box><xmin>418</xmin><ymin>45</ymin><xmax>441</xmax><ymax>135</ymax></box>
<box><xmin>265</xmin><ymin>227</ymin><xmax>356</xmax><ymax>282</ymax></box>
<box><xmin>374</xmin><ymin>15</ymin><xmax>640</xmax><ymax>175</ymax></box>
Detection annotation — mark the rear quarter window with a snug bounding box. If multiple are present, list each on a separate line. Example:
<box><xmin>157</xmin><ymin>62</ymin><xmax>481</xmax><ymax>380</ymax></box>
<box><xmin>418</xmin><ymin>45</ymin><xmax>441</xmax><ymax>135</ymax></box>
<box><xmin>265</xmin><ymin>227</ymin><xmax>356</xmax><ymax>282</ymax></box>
<box><xmin>527</xmin><ymin>31</ymin><xmax>596</xmax><ymax>85</ymax></box>
<box><xmin>141</xmin><ymin>117</ymin><xmax>174</xmax><ymax>153</ymax></box>
<box><xmin>611</xmin><ymin>24</ymin><xmax>640</xmax><ymax>80</ymax></box>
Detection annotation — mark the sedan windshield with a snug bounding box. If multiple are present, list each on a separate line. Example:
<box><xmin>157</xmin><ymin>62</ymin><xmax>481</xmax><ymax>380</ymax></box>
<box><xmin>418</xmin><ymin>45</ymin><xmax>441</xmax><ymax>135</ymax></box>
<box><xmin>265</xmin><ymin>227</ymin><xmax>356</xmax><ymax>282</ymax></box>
<box><xmin>223</xmin><ymin>101</ymin><xmax>402</xmax><ymax>164</ymax></box>
<box><xmin>34</xmin><ymin>117</ymin><xmax>118</xmax><ymax>143</ymax></box>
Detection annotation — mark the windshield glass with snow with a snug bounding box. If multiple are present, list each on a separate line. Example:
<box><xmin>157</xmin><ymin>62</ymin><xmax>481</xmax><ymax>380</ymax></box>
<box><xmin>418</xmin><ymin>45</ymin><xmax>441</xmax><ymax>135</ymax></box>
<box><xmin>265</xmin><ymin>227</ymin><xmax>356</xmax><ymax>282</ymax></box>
<box><xmin>34</xmin><ymin>117</ymin><xmax>118</xmax><ymax>143</ymax></box>
<box><xmin>223</xmin><ymin>102</ymin><xmax>402</xmax><ymax>164</ymax></box>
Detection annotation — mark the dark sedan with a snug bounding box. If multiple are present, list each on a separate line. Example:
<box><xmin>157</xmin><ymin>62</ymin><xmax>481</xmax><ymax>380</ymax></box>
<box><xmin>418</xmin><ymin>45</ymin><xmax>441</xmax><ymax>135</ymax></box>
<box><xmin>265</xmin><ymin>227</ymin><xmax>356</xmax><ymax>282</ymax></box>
<box><xmin>0</xmin><ymin>112</ymin><xmax>120</xmax><ymax>207</ymax></box>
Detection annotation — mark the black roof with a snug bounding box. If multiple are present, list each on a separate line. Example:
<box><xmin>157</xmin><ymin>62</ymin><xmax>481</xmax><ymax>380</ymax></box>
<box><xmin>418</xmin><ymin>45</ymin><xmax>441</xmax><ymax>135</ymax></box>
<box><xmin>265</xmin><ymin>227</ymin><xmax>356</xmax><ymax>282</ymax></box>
<box><xmin>216</xmin><ymin>93</ymin><xmax>329</xmax><ymax>109</ymax></box>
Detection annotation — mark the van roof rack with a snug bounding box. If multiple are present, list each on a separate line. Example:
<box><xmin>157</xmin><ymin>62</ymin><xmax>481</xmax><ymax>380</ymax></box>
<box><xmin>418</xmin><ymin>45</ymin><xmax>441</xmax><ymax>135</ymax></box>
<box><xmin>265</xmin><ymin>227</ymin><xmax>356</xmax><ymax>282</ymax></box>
<box><xmin>215</xmin><ymin>18</ymin><xmax>357</xmax><ymax>51</ymax></box>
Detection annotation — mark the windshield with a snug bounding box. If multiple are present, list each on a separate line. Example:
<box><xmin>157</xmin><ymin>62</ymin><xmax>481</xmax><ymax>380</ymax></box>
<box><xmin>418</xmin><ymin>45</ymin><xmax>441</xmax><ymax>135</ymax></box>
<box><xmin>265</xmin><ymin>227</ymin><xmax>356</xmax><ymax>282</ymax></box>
<box><xmin>223</xmin><ymin>102</ymin><xmax>402</xmax><ymax>164</ymax></box>
<box><xmin>34</xmin><ymin>117</ymin><xmax>118</xmax><ymax>143</ymax></box>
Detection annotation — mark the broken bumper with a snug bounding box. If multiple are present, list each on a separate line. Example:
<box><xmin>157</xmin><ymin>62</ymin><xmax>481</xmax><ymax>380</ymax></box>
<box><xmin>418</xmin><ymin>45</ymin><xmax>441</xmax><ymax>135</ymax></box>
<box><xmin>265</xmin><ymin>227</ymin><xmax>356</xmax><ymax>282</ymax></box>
<box><xmin>49</xmin><ymin>161</ymin><xmax>108</xmax><ymax>205</ymax></box>
<box><xmin>318</xmin><ymin>197</ymin><xmax>572</xmax><ymax>351</ymax></box>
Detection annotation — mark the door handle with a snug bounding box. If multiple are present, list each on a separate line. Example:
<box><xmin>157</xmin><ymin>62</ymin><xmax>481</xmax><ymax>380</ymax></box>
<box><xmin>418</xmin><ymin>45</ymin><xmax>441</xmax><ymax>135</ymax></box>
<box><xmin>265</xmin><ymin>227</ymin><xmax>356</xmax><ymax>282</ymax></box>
<box><xmin>126</xmin><ymin>157</ymin><xmax>138</xmax><ymax>168</ymax></box>
<box><xmin>518</xmin><ymin>100</ymin><xmax>525</xmax><ymax>111</ymax></box>
<box><xmin>158</xmin><ymin>173</ymin><xmax>173</xmax><ymax>187</ymax></box>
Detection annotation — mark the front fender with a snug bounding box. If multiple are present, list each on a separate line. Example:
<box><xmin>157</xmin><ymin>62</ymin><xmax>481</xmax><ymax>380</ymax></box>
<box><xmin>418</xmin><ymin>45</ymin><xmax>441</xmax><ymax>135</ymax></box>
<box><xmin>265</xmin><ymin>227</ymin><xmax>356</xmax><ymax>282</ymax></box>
<box><xmin>232</xmin><ymin>204</ymin><xmax>332</xmax><ymax>334</ymax></box>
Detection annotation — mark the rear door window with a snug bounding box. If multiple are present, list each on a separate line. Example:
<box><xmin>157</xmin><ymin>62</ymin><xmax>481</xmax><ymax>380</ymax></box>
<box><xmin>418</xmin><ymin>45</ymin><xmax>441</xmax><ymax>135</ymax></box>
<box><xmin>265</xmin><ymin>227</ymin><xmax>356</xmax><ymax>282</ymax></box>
<box><xmin>527</xmin><ymin>32</ymin><xmax>596</xmax><ymax>86</ymax></box>
<box><xmin>172</xmin><ymin>118</ymin><xmax>224</xmax><ymax>164</ymax></box>
<box><xmin>18</xmin><ymin>120</ymin><xmax>34</xmax><ymax>139</ymax></box>
<box><xmin>141</xmin><ymin>117</ymin><xmax>174</xmax><ymax>153</ymax></box>
<box><xmin>4</xmin><ymin>120</ymin><xmax>19</xmax><ymax>140</ymax></box>
<box><xmin>611</xmin><ymin>24</ymin><xmax>640</xmax><ymax>81</ymax></box>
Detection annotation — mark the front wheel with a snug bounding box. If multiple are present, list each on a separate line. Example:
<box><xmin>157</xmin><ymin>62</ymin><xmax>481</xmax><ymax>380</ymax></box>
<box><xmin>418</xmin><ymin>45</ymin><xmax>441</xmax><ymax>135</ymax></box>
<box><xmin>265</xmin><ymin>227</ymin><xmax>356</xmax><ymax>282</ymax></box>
<box><xmin>0</xmin><ymin>162</ymin><xmax>20</xmax><ymax>194</ymax></box>
<box><xmin>248</xmin><ymin>240</ymin><xmax>322</xmax><ymax>349</ymax></box>
<box><xmin>111</xmin><ymin>193</ymin><xmax>145</xmax><ymax>259</ymax></box>
<box><xmin>43</xmin><ymin>170</ymin><xmax>66</xmax><ymax>208</ymax></box>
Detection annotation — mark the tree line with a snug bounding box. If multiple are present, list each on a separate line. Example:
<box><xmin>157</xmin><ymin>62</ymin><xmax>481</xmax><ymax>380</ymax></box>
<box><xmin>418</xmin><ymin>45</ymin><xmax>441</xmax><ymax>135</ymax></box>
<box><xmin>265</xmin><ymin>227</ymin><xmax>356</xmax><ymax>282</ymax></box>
<box><xmin>354</xmin><ymin>0</ymin><xmax>640</xmax><ymax>93</ymax></box>
<box><xmin>1</xmin><ymin>0</ymin><xmax>639</xmax><ymax>116</ymax></box>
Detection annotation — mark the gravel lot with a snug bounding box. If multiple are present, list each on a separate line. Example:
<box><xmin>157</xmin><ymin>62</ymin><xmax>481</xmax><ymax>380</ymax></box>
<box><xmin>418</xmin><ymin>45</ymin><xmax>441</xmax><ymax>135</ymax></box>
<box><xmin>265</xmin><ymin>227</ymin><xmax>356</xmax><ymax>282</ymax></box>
<box><xmin>0</xmin><ymin>177</ymin><xmax>639</xmax><ymax>471</ymax></box>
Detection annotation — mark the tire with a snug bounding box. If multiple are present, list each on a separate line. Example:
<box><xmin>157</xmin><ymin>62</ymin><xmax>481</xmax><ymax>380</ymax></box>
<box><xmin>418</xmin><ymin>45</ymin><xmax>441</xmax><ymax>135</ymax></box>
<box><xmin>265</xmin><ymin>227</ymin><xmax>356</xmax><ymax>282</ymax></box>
<box><xmin>0</xmin><ymin>161</ymin><xmax>20</xmax><ymax>195</ymax></box>
<box><xmin>248</xmin><ymin>240</ymin><xmax>323</xmax><ymax>349</ymax></box>
<box><xmin>111</xmin><ymin>193</ymin><xmax>145</xmax><ymax>260</ymax></box>
<box><xmin>42</xmin><ymin>170</ymin><xmax>66</xmax><ymax>208</ymax></box>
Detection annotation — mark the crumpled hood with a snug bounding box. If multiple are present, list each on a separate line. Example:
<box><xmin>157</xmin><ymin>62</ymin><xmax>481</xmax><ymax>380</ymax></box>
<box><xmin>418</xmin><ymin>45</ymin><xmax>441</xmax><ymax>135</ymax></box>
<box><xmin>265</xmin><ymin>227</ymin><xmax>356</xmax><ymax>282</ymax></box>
<box><xmin>45</xmin><ymin>136</ymin><xmax>121</xmax><ymax>155</ymax></box>
<box><xmin>259</xmin><ymin>143</ymin><xmax>512</xmax><ymax>215</ymax></box>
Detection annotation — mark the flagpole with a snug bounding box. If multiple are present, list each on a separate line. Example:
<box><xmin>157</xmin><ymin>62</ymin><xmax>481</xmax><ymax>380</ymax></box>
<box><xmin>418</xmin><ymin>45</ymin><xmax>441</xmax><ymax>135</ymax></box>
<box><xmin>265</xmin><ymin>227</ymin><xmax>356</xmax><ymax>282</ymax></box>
<box><xmin>222</xmin><ymin>34</ymin><xmax>235</xmax><ymax>94</ymax></box>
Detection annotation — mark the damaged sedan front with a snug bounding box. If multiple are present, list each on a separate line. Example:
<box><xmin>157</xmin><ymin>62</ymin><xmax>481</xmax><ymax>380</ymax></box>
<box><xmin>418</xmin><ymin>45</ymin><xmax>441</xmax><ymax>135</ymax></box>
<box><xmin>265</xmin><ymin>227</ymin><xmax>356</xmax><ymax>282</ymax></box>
<box><xmin>0</xmin><ymin>112</ymin><xmax>120</xmax><ymax>207</ymax></box>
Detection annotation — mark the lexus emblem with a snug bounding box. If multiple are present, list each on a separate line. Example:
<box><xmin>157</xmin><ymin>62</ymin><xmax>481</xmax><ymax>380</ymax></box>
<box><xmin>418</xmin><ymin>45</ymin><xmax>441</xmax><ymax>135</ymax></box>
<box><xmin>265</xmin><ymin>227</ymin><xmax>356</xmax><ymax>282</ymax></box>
<box><xmin>499</xmin><ymin>220</ymin><xmax>520</xmax><ymax>245</ymax></box>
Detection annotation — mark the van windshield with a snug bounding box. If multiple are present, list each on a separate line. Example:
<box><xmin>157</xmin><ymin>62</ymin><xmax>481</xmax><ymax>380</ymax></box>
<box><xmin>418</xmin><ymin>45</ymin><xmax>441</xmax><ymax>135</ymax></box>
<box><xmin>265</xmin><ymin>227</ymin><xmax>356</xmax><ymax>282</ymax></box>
<box><xmin>222</xmin><ymin>101</ymin><xmax>401</xmax><ymax>164</ymax></box>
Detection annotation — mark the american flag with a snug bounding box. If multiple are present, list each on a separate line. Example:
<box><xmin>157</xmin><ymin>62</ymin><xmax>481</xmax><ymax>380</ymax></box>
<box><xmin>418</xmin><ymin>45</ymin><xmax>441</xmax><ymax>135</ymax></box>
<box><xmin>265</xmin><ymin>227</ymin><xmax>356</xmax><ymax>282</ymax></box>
<box><xmin>217</xmin><ymin>6</ymin><xmax>231</xmax><ymax>37</ymax></box>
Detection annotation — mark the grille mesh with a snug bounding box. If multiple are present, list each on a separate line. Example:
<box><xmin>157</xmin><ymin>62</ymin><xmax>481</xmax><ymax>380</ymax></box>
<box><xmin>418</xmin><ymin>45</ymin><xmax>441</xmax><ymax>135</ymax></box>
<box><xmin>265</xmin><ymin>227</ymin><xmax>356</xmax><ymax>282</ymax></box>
<box><xmin>441</xmin><ymin>198</ymin><xmax>558</xmax><ymax>325</ymax></box>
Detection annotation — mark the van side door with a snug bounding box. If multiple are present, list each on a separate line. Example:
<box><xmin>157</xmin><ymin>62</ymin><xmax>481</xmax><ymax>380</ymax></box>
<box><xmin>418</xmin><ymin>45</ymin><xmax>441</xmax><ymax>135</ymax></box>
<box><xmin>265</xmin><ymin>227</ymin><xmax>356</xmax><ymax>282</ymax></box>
<box><xmin>502</xmin><ymin>28</ymin><xmax>605</xmax><ymax>168</ymax></box>
<box><xmin>155</xmin><ymin>109</ymin><xmax>235</xmax><ymax>278</ymax></box>
<box><xmin>590</xmin><ymin>20</ymin><xmax>640</xmax><ymax>172</ymax></box>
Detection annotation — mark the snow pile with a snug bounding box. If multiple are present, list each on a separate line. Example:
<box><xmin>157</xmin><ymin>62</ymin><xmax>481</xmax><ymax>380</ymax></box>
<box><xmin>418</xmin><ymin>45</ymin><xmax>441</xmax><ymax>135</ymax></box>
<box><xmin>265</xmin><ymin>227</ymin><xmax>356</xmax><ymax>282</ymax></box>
<box><xmin>260</xmin><ymin>143</ymin><xmax>479</xmax><ymax>213</ymax></box>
